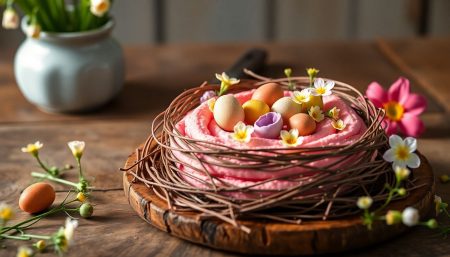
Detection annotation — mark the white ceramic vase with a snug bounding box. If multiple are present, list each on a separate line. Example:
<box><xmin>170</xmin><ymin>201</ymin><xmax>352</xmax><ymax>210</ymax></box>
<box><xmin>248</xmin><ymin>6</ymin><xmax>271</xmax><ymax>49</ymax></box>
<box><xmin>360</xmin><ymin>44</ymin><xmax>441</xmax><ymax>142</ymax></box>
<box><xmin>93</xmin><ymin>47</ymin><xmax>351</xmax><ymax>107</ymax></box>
<box><xmin>14</xmin><ymin>19</ymin><xmax>124</xmax><ymax>113</ymax></box>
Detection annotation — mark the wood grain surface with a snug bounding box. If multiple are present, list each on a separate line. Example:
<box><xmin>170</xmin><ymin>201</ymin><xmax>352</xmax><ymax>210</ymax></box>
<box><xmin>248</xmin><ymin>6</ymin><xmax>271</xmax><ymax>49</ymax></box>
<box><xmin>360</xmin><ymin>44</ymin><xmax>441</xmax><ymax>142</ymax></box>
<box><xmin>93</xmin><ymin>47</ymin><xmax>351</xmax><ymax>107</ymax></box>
<box><xmin>0</xmin><ymin>38</ymin><xmax>449</xmax><ymax>256</ymax></box>
<box><xmin>123</xmin><ymin>145</ymin><xmax>435</xmax><ymax>255</ymax></box>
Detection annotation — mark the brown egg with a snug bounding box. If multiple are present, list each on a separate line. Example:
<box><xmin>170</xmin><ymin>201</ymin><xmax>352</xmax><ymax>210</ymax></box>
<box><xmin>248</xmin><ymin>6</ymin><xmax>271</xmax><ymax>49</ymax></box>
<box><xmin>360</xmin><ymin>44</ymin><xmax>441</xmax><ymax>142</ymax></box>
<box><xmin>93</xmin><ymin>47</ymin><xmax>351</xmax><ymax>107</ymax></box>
<box><xmin>19</xmin><ymin>182</ymin><xmax>55</xmax><ymax>214</ymax></box>
<box><xmin>252</xmin><ymin>82</ymin><xmax>284</xmax><ymax>107</ymax></box>
<box><xmin>289</xmin><ymin>113</ymin><xmax>316</xmax><ymax>136</ymax></box>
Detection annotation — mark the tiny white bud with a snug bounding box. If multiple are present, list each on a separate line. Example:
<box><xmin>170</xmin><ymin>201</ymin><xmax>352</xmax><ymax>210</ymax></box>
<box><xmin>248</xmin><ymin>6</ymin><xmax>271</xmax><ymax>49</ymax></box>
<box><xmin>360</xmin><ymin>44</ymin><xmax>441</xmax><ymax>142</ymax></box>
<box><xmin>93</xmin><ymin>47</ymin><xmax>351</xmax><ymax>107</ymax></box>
<box><xmin>2</xmin><ymin>8</ymin><xmax>19</xmax><ymax>29</ymax></box>
<box><xmin>68</xmin><ymin>141</ymin><xmax>86</xmax><ymax>159</ymax></box>
<box><xmin>26</xmin><ymin>23</ymin><xmax>41</xmax><ymax>39</ymax></box>
<box><xmin>394</xmin><ymin>166</ymin><xmax>410</xmax><ymax>181</ymax></box>
<box><xmin>357</xmin><ymin>196</ymin><xmax>373</xmax><ymax>210</ymax></box>
<box><xmin>90</xmin><ymin>0</ymin><xmax>111</xmax><ymax>17</ymax></box>
<box><xmin>402</xmin><ymin>207</ymin><xmax>420</xmax><ymax>226</ymax></box>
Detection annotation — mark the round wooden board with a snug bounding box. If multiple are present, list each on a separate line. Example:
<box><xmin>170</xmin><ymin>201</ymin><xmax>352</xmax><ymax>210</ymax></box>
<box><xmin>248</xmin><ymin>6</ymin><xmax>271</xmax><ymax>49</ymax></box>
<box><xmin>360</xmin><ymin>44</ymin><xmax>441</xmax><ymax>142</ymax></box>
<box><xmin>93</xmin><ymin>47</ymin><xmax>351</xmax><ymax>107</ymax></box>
<box><xmin>123</xmin><ymin>146</ymin><xmax>435</xmax><ymax>256</ymax></box>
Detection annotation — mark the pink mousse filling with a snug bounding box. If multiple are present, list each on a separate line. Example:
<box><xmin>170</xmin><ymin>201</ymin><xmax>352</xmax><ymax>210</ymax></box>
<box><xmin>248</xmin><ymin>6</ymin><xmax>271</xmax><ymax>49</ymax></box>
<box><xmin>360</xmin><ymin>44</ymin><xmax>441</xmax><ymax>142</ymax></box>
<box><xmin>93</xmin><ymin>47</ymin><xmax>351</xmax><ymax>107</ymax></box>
<box><xmin>171</xmin><ymin>90</ymin><xmax>367</xmax><ymax>194</ymax></box>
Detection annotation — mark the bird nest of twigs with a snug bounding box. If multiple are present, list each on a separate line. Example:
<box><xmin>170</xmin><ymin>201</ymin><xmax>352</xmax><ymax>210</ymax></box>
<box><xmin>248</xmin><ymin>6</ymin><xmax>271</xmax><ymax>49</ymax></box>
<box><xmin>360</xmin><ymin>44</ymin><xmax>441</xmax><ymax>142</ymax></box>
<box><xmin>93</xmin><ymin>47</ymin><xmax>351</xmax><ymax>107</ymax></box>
<box><xmin>122</xmin><ymin>72</ymin><xmax>416</xmax><ymax>232</ymax></box>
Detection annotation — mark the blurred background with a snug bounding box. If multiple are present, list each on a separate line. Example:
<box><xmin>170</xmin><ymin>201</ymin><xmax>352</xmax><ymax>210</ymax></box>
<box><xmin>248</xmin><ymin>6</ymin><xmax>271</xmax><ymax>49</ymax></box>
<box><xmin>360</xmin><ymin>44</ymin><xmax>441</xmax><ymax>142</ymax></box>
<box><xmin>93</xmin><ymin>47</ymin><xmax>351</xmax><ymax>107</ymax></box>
<box><xmin>1</xmin><ymin>0</ymin><xmax>449</xmax><ymax>47</ymax></box>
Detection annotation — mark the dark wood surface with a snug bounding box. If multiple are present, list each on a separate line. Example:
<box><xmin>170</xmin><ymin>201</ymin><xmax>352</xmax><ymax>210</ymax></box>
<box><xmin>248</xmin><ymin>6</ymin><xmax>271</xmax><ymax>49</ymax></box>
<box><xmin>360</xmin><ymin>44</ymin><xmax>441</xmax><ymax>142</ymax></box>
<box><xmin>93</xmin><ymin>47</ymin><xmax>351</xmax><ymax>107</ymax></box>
<box><xmin>1</xmin><ymin>38</ymin><xmax>450</xmax><ymax>256</ymax></box>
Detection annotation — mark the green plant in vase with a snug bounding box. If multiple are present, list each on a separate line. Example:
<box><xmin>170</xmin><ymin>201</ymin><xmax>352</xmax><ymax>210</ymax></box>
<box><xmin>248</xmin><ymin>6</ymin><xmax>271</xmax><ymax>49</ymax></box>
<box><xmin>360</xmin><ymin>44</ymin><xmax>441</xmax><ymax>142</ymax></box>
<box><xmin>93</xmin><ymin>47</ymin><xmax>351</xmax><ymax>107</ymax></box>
<box><xmin>1</xmin><ymin>0</ymin><xmax>112</xmax><ymax>38</ymax></box>
<box><xmin>1</xmin><ymin>0</ymin><xmax>123</xmax><ymax>113</ymax></box>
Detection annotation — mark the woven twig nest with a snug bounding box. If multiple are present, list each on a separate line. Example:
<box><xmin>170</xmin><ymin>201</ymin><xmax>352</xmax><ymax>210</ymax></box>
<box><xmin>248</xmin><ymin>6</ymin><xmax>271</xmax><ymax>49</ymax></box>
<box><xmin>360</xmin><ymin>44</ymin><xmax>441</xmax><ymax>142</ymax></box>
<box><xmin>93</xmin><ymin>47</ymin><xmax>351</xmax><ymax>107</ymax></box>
<box><xmin>124</xmin><ymin>75</ymin><xmax>418</xmax><ymax>231</ymax></box>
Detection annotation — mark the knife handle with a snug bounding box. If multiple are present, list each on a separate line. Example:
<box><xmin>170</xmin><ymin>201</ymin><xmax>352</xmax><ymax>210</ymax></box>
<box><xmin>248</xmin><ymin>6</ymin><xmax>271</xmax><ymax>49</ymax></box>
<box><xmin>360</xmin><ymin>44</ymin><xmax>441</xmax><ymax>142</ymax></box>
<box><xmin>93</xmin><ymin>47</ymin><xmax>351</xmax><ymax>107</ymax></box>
<box><xmin>212</xmin><ymin>48</ymin><xmax>267</xmax><ymax>83</ymax></box>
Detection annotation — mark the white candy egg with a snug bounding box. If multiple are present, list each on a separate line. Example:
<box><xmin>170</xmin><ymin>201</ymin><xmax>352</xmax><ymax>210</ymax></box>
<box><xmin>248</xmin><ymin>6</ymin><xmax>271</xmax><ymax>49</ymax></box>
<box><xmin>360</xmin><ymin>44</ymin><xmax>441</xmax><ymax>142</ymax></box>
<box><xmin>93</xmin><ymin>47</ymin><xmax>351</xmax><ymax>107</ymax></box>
<box><xmin>271</xmin><ymin>96</ymin><xmax>301</xmax><ymax>123</ymax></box>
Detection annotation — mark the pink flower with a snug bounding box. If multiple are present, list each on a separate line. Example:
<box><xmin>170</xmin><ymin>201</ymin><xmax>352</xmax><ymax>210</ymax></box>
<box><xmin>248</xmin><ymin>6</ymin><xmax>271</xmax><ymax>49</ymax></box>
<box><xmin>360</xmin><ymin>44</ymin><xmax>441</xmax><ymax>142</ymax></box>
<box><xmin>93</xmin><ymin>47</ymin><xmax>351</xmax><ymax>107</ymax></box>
<box><xmin>365</xmin><ymin>77</ymin><xmax>427</xmax><ymax>137</ymax></box>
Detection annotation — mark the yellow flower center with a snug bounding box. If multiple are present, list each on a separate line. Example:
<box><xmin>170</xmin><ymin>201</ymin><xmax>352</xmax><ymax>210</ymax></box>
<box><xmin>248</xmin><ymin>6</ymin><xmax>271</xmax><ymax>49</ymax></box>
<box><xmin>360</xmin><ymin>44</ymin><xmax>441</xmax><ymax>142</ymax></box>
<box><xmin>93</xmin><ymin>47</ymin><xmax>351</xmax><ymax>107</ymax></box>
<box><xmin>316</xmin><ymin>87</ymin><xmax>326</xmax><ymax>95</ymax></box>
<box><xmin>285</xmin><ymin>136</ymin><xmax>297</xmax><ymax>145</ymax></box>
<box><xmin>383</xmin><ymin>101</ymin><xmax>404</xmax><ymax>121</ymax></box>
<box><xmin>97</xmin><ymin>2</ymin><xmax>108</xmax><ymax>12</ymax></box>
<box><xmin>295</xmin><ymin>95</ymin><xmax>306</xmax><ymax>102</ymax></box>
<box><xmin>395</xmin><ymin>145</ymin><xmax>409</xmax><ymax>161</ymax></box>
<box><xmin>236</xmin><ymin>131</ymin><xmax>247</xmax><ymax>139</ymax></box>
<box><xmin>0</xmin><ymin>207</ymin><xmax>13</xmax><ymax>220</ymax></box>
<box><xmin>18</xmin><ymin>251</ymin><xmax>30</xmax><ymax>257</ymax></box>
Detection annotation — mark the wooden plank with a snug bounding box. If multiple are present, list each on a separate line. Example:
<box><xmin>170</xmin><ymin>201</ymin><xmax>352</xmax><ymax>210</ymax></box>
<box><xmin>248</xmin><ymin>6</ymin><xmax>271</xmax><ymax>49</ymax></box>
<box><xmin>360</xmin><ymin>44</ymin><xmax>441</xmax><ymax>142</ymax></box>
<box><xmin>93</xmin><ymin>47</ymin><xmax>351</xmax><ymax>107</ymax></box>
<box><xmin>378</xmin><ymin>38</ymin><xmax>450</xmax><ymax>112</ymax></box>
<box><xmin>110</xmin><ymin>0</ymin><xmax>156</xmax><ymax>44</ymax></box>
<box><xmin>165</xmin><ymin>0</ymin><xmax>269</xmax><ymax>42</ymax></box>
<box><xmin>354</xmin><ymin>0</ymin><xmax>417</xmax><ymax>39</ymax></box>
<box><xmin>429</xmin><ymin>0</ymin><xmax>450</xmax><ymax>36</ymax></box>
<box><xmin>0</xmin><ymin>118</ymin><xmax>449</xmax><ymax>256</ymax></box>
<box><xmin>275</xmin><ymin>0</ymin><xmax>352</xmax><ymax>41</ymax></box>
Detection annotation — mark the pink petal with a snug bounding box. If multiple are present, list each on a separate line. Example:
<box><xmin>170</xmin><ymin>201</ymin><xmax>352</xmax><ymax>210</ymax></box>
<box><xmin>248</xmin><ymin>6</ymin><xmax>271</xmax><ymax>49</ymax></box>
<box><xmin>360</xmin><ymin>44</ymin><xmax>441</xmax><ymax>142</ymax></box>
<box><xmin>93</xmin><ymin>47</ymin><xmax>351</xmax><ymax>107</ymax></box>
<box><xmin>385</xmin><ymin>120</ymin><xmax>398</xmax><ymax>135</ymax></box>
<box><xmin>388</xmin><ymin>77</ymin><xmax>410</xmax><ymax>105</ymax></box>
<box><xmin>398</xmin><ymin>113</ymin><xmax>425</xmax><ymax>137</ymax></box>
<box><xmin>365</xmin><ymin>82</ymin><xmax>387</xmax><ymax>107</ymax></box>
<box><xmin>403</xmin><ymin>93</ymin><xmax>427</xmax><ymax>115</ymax></box>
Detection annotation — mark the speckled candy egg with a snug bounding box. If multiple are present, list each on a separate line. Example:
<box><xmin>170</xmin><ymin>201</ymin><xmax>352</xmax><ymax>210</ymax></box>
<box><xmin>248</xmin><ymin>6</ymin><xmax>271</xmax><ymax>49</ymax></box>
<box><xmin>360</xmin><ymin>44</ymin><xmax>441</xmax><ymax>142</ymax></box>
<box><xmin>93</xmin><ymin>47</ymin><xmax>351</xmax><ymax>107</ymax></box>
<box><xmin>289</xmin><ymin>113</ymin><xmax>316</xmax><ymax>136</ymax></box>
<box><xmin>252</xmin><ymin>82</ymin><xmax>284</xmax><ymax>107</ymax></box>
<box><xmin>242</xmin><ymin>99</ymin><xmax>270</xmax><ymax>124</ymax></box>
<box><xmin>19</xmin><ymin>182</ymin><xmax>55</xmax><ymax>214</ymax></box>
<box><xmin>271</xmin><ymin>96</ymin><xmax>301</xmax><ymax>123</ymax></box>
<box><xmin>213</xmin><ymin>95</ymin><xmax>245</xmax><ymax>131</ymax></box>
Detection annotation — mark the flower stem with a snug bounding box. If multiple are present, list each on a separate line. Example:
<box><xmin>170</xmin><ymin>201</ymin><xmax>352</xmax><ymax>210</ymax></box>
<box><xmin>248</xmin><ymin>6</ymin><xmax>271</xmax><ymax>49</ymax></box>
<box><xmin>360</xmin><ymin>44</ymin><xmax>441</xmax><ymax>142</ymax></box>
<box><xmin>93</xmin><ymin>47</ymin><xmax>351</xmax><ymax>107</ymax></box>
<box><xmin>375</xmin><ymin>180</ymin><xmax>400</xmax><ymax>213</ymax></box>
<box><xmin>0</xmin><ymin>205</ymin><xmax>65</xmax><ymax>235</ymax></box>
<box><xmin>442</xmin><ymin>207</ymin><xmax>450</xmax><ymax>218</ymax></box>
<box><xmin>31</xmin><ymin>172</ymin><xmax>79</xmax><ymax>188</ymax></box>
<box><xmin>0</xmin><ymin>234</ymin><xmax>30</xmax><ymax>240</ymax></box>
<box><xmin>76</xmin><ymin>158</ymin><xmax>84</xmax><ymax>180</ymax></box>
<box><xmin>21</xmin><ymin>234</ymin><xmax>52</xmax><ymax>240</ymax></box>
<box><xmin>35</xmin><ymin>154</ymin><xmax>51</xmax><ymax>173</ymax></box>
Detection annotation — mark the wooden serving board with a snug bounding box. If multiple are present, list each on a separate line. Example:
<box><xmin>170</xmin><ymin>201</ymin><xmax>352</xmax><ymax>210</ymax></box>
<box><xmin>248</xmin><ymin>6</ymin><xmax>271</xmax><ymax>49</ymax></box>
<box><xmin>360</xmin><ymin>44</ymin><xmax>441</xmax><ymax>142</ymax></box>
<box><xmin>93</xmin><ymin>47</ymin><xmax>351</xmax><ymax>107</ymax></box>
<box><xmin>123</xmin><ymin>146</ymin><xmax>435</xmax><ymax>256</ymax></box>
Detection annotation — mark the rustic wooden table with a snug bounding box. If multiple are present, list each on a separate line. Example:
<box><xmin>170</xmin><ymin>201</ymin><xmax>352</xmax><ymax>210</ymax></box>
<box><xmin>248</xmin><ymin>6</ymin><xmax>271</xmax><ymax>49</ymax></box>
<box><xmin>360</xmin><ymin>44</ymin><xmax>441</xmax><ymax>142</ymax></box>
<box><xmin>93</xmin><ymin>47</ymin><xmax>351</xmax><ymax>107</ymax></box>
<box><xmin>0</xmin><ymin>38</ymin><xmax>449</xmax><ymax>257</ymax></box>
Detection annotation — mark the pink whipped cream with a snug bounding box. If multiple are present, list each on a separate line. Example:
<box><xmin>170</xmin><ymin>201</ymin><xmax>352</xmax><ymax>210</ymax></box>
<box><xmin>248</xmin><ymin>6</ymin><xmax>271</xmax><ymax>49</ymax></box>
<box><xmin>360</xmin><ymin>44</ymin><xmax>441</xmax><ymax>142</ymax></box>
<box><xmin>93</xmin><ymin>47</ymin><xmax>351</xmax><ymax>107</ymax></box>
<box><xmin>172</xmin><ymin>90</ymin><xmax>367</xmax><ymax>196</ymax></box>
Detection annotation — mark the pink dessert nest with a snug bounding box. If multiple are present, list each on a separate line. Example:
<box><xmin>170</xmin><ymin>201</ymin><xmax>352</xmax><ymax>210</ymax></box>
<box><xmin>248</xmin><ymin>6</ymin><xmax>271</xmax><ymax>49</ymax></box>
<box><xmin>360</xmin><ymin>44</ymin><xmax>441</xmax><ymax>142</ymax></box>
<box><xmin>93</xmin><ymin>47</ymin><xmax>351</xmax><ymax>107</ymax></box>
<box><xmin>123</xmin><ymin>76</ymin><xmax>403</xmax><ymax>231</ymax></box>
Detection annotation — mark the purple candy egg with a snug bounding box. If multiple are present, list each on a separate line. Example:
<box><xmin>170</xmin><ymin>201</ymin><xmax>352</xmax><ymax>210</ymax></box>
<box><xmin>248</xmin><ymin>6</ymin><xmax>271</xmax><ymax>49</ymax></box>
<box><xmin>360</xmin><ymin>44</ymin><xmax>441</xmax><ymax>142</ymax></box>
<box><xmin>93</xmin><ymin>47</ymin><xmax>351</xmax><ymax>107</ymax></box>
<box><xmin>200</xmin><ymin>90</ymin><xmax>217</xmax><ymax>103</ymax></box>
<box><xmin>254</xmin><ymin>112</ymin><xmax>283</xmax><ymax>139</ymax></box>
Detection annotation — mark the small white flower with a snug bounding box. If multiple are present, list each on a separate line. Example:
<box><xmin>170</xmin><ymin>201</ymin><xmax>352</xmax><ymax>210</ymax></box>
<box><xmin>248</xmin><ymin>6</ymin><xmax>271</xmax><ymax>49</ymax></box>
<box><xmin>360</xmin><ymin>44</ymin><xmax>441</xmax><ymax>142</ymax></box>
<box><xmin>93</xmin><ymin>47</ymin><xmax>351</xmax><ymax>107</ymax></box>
<box><xmin>280</xmin><ymin>129</ymin><xmax>300</xmax><ymax>147</ymax></box>
<box><xmin>435</xmin><ymin>195</ymin><xmax>442</xmax><ymax>216</ymax></box>
<box><xmin>306</xmin><ymin>68</ymin><xmax>319</xmax><ymax>78</ymax></box>
<box><xmin>64</xmin><ymin>218</ymin><xmax>78</xmax><ymax>243</ymax></box>
<box><xmin>331</xmin><ymin>119</ymin><xmax>346</xmax><ymax>131</ymax></box>
<box><xmin>55</xmin><ymin>218</ymin><xmax>78</xmax><ymax>253</ymax></box>
<box><xmin>25</xmin><ymin>23</ymin><xmax>41</xmax><ymax>39</ymax></box>
<box><xmin>90</xmin><ymin>0</ymin><xmax>111</xmax><ymax>17</ymax></box>
<box><xmin>215</xmin><ymin>72</ymin><xmax>240</xmax><ymax>86</ymax></box>
<box><xmin>402</xmin><ymin>207</ymin><xmax>420</xmax><ymax>226</ymax></box>
<box><xmin>308</xmin><ymin>106</ymin><xmax>324</xmax><ymax>122</ymax></box>
<box><xmin>327</xmin><ymin>106</ymin><xmax>340</xmax><ymax>120</ymax></box>
<box><xmin>292</xmin><ymin>88</ymin><xmax>311</xmax><ymax>104</ymax></box>
<box><xmin>16</xmin><ymin>246</ymin><xmax>33</xmax><ymax>257</ymax></box>
<box><xmin>394</xmin><ymin>166</ymin><xmax>410</xmax><ymax>181</ymax></box>
<box><xmin>383</xmin><ymin>135</ymin><xmax>420</xmax><ymax>170</ymax></box>
<box><xmin>311</xmin><ymin>78</ymin><xmax>334</xmax><ymax>96</ymax></box>
<box><xmin>68</xmin><ymin>141</ymin><xmax>86</xmax><ymax>159</ymax></box>
<box><xmin>21</xmin><ymin>141</ymin><xmax>43</xmax><ymax>156</ymax></box>
<box><xmin>216</xmin><ymin>72</ymin><xmax>239</xmax><ymax>95</ymax></box>
<box><xmin>230</xmin><ymin>121</ymin><xmax>254</xmax><ymax>143</ymax></box>
<box><xmin>0</xmin><ymin>202</ymin><xmax>14</xmax><ymax>221</ymax></box>
<box><xmin>2</xmin><ymin>8</ymin><xmax>19</xmax><ymax>29</ymax></box>
<box><xmin>357</xmin><ymin>196</ymin><xmax>373</xmax><ymax>210</ymax></box>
